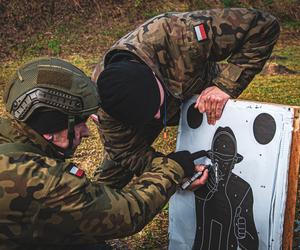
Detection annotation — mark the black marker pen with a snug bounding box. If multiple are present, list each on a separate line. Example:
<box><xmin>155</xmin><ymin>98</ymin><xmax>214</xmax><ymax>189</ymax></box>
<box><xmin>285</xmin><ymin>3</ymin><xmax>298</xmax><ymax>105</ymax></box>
<box><xmin>181</xmin><ymin>164</ymin><xmax>211</xmax><ymax>190</ymax></box>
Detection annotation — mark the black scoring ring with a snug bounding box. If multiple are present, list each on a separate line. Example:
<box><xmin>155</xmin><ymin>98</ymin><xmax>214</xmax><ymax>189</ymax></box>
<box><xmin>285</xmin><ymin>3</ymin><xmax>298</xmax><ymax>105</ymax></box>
<box><xmin>253</xmin><ymin>113</ymin><xmax>276</xmax><ymax>145</ymax></box>
<box><xmin>187</xmin><ymin>103</ymin><xmax>203</xmax><ymax>129</ymax></box>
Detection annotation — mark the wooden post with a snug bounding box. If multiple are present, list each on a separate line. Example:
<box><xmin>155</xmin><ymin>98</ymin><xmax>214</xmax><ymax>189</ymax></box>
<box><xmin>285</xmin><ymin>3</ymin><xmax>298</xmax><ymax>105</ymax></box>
<box><xmin>283</xmin><ymin>108</ymin><xmax>300</xmax><ymax>249</ymax></box>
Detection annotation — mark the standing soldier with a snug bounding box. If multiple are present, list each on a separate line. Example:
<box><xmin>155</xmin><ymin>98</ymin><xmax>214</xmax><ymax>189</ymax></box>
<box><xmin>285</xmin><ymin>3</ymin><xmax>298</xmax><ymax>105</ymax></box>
<box><xmin>92</xmin><ymin>8</ymin><xmax>280</xmax><ymax>188</ymax></box>
<box><xmin>0</xmin><ymin>58</ymin><xmax>208</xmax><ymax>250</ymax></box>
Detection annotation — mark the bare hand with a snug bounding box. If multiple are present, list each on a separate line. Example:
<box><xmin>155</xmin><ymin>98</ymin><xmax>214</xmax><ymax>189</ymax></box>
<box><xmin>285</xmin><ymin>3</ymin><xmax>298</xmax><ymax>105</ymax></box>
<box><xmin>188</xmin><ymin>165</ymin><xmax>209</xmax><ymax>191</ymax></box>
<box><xmin>194</xmin><ymin>86</ymin><xmax>230</xmax><ymax>125</ymax></box>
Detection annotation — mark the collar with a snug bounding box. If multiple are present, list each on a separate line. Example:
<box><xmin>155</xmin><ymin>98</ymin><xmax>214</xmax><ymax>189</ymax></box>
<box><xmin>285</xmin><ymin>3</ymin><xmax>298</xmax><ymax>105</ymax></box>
<box><xmin>0</xmin><ymin>116</ymin><xmax>65</xmax><ymax>160</ymax></box>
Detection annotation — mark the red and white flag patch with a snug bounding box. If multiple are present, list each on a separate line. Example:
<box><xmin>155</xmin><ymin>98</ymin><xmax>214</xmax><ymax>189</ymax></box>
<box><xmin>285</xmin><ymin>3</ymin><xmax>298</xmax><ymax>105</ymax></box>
<box><xmin>194</xmin><ymin>24</ymin><xmax>207</xmax><ymax>42</ymax></box>
<box><xmin>68</xmin><ymin>164</ymin><xmax>85</xmax><ymax>178</ymax></box>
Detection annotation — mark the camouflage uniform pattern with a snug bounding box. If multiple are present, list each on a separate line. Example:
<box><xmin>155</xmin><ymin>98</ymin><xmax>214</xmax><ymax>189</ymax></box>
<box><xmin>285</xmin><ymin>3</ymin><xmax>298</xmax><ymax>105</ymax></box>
<box><xmin>0</xmin><ymin>117</ymin><xmax>184</xmax><ymax>250</ymax></box>
<box><xmin>92</xmin><ymin>8</ymin><xmax>280</xmax><ymax>189</ymax></box>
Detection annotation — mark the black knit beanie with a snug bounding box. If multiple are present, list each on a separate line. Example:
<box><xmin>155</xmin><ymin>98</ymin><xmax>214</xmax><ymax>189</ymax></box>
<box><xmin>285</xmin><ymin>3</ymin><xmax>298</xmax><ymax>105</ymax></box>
<box><xmin>26</xmin><ymin>110</ymin><xmax>87</xmax><ymax>134</ymax></box>
<box><xmin>97</xmin><ymin>61</ymin><xmax>160</xmax><ymax>127</ymax></box>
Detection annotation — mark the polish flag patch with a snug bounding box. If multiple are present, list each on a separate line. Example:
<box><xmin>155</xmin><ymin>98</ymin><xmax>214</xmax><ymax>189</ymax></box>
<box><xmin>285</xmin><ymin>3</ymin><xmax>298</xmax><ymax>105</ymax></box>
<box><xmin>68</xmin><ymin>164</ymin><xmax>85</xmax><ymax>178</ymax></box>
<box><xmin>194</xmin><ymin>24</ymin><xmax>207</xmax><ymax>42</ymax></box>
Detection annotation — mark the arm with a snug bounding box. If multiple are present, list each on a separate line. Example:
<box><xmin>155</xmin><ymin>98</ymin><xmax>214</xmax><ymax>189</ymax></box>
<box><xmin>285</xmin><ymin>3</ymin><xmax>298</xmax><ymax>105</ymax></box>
<box><xmin>94</xmin><ymin>108</ymin><xmax>163</xmax><ymax>188</ymax></box>
<box><xmin>39</xmin><ymin>157</ymin><xmax>184</xmax><ymax>244</ymax></box>
<box><xmin>193</xmin><ymin>8</ymin><xmax>280</xmax><ymax>123</ymax></box>
<box><xmin>206</xmin><ymin>8</ymin><xmax>279</xmax><ymax>97</ymax></box>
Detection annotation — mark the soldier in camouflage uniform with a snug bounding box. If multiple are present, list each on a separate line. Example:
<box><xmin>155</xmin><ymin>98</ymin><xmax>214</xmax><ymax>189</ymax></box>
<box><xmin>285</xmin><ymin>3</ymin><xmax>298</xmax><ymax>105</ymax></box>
<box><xmin>92</xmin><ymin>8</ymin><xmax>280</xmax><ymax>189</ymax></box>
<box><xmin>0</xmin><ymin>58</ymin><xmax>208</xmax><ymax>250</ymax></box>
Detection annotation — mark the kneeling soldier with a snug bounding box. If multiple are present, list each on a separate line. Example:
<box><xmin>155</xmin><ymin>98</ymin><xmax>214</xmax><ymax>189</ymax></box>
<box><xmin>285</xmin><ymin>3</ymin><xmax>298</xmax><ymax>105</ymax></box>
<box><xmin>0</xmin><ymin>58</ymin><xmax>208</xmax><ymax>250</ymax></box>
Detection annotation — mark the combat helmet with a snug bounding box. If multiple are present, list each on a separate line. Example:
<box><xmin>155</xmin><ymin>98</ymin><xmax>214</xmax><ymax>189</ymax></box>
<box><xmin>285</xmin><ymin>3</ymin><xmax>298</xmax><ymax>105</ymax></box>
<box><xmin>3</xmin><ymin>57</ymin><xmax>100</xmax><ymax>156</ymax></box>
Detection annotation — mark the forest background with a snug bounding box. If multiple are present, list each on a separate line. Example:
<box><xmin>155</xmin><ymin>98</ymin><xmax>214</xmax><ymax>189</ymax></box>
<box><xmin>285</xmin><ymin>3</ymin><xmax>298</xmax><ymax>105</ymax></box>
<box><xmin>0</xmin><ymin>0</ymin><xmax>300</xmax><ymax>249</ymax></box>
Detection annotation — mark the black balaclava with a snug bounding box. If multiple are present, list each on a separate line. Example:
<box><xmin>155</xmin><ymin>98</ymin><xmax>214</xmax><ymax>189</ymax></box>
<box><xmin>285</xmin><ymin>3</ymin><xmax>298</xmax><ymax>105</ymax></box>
<box><xmin>97</xmin><ymin>61</ymin><xmax>160</xmax><ymax>127</ymax></box>
<box><xmin>26</xmin><ymin>110</ymin><xmax>87</xmax><ymax>158</ymax></box>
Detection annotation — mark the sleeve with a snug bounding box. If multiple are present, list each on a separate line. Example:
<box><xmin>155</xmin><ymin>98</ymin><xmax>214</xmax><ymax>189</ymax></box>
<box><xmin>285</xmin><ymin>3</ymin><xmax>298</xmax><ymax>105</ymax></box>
<box><xmin>95</xmin><ymin>108</ymin><xmax>163</xmax><ymax>189</ymax></box>
<box><xmin>190</xmin><ymin>8</ymin><xmax>280</xmax><ymax>97</ymax></box>
<box><xmin>39</xmin><ymin>157</ymin><xmax>184</xmax><ymax>244</ymax></box>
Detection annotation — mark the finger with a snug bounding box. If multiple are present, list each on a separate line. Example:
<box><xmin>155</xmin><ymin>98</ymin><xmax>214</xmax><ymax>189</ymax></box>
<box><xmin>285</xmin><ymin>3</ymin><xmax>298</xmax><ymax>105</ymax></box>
<box><xmin>195</xmin><ymin>165</ymin><xmax>206</xmax><ymax>172</ymax></box>
<box><xmin>197</xmin><ymin>95</ymin><xmax>206</xmax><ymax>113</ymax></box>
<box><xmin>205</xmin><ymin>99</ymin><xmax>213</xmax><ymax>125</ymax></box>
<box><xmin>204</xmin><ymin>95</ymin><xmax>211</xmax><ymax>113</ymax></box>
<box><xmin>206</xmin><ymin>105</ymin><xmax>214</xmax><ymax>125</ymax></box>
<box><xmin>197</xmin><ymin>87</ymin><xmax>214</xmax><ymax>112</ymax></box>
<box><xmin>209</xmin><ymin>98</ymin><xmax>218</xmax><ymax>125</ymax></box>
<box><xmin>209</xmin><ymin>114</ymin><xmax>216</xmax><ymax>125</ymax></box>
<box><xmin>195</xmin><ymin>96</ymin><xmax>204</xmax><ymax>113</ymax></box>
<box><xmin>196</xmin><ymin>88</ymin><xmax>208</xmax><ymax>108</ymax></box>
<box><xmin>201</xmin><ymin>169</ymin><xmax>209</xmax><ymax>181</ymax></box>
<box><xmin>196</xmin><ymin>169</ymin><xmax>209</xmax><ymax>184</ymax></box>
<box><xmin>195</xmin><ymin>95</ymin><xmax>202</xmax><ymax>108</ymax></box>
<box><xmin>216</xmin><ymin>96</ymin><xmax>229</xmax><ymax>120</ymax></box>
<box><xmin>90</xmin><ymin>114</ymin><xmax>99</xmax><ymax>124</ymax></box>
<box><xmin>206</xmin><ymin>94</ymin><xmax>217</xmax><ymax>125</ymax></box>
<box><xmin>207</xmin><ymin>113</ymin><xmax>212</xmax><ymax>125</ymax></box>
<box><xmin>215</xmin><ymin>98</ymin><xmax>223</xmax><ymax>120</ymax></box>
<box><xmin>188</xmin><ymin>169</ymin><xmax>209</xmax><ymax>191</ymax></box>
<box><xmin>189</xmin><ymin>169</ymin><xmax>209</xmax><ymax>189</ymax></box>
<box><xmin>189</xmin><ymin>178</ymin><xmax>206</xmax><ymax>190</ymax></box>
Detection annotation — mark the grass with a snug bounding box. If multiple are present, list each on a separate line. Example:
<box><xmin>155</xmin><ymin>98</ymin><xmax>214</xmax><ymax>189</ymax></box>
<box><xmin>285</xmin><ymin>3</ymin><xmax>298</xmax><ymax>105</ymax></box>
<box><xmin>273</xmin><ymin>46</ymin><xmax>300</xmax><ymax>71</ymax></box>
<box><xmin>241</xmin><ymin>75</ymin><xmax>300</xmax><ymax>105</ymax></box>
<box><xmin>282</xmin><ymin>20</ymin><xmax>300</xmax><ymax>29</ymax></box>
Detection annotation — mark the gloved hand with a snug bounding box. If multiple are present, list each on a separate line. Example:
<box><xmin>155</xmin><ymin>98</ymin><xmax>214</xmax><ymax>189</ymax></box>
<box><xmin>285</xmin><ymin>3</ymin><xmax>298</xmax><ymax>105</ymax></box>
<box><xmin>167</xmin><ymin>150</ymin><xmax>195</xmax><ymax>177</ymax></box>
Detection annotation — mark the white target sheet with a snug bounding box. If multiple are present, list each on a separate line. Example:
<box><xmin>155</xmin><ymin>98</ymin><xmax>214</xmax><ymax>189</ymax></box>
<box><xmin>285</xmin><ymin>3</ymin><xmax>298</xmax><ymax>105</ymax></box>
<box><xmin>168</xmin><ymin>98</ymin><xmax>294</xmax><ymax>250</ymax></box>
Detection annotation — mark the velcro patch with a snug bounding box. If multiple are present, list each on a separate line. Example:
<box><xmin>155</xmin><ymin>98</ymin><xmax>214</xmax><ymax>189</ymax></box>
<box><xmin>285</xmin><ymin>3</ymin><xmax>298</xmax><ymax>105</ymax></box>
<box><xmin>67</xmin><ymin>163</ymin><xmax>85</xmax><ymax>178</ymax></box>
<box><xmin>194</xmin><ymin>24</ymin><xmax>207</xmax><ymax>42</ymax></box>
<box><xmin>37</xmin><ymin>69</ymin><xmax>72</xmax><ymax>89</ymax></box>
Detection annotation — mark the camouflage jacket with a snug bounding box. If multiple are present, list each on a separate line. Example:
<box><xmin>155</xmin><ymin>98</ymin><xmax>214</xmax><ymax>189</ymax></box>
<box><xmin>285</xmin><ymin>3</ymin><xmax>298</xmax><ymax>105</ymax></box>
<box><xmin>0</xmin><ymin>117</ymin><xmax>184</xmax><ymax>250</ymax></box>
<box><xmin>92</xmin><ymin>8</ymin><xmax>279</xmax><ymax>188</ymax></box>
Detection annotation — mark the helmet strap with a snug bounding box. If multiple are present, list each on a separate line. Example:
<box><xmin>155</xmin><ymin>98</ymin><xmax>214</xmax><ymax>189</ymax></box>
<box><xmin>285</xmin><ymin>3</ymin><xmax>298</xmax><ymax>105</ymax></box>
<box><xmin>64</xmin><ymin>115</ymin><xmax>75</xmax><ymax>158</ymax></box>
<box><xmin>46</xmin><ymin>115</ymin><xmax>77</xmax><ymax>159</ymax></box>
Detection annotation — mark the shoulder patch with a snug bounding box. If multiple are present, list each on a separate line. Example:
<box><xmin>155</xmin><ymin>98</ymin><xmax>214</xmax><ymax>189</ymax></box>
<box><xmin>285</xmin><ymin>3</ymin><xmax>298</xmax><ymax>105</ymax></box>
<box><xmin>194</xmin><ymin>24</ymin><xmax>207</xmax><ymax>42</ymax></box>
<box><xmin>67</xmin><ymin>163</ymin><xmax>85</xmax><ymax>178</ymax></box>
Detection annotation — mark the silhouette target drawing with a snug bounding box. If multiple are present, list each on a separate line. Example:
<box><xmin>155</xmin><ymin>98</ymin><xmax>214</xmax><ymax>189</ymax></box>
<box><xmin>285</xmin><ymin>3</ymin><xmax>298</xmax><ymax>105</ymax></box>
<box><xmin>168</xmin><ymin>98</ymin><xmax>297</xmax><ymax>250</ymax></box>
<box><xmin>193</xmin><ymin>127</ymin><xmax>259</xmax><ymax>250</ymax></box>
